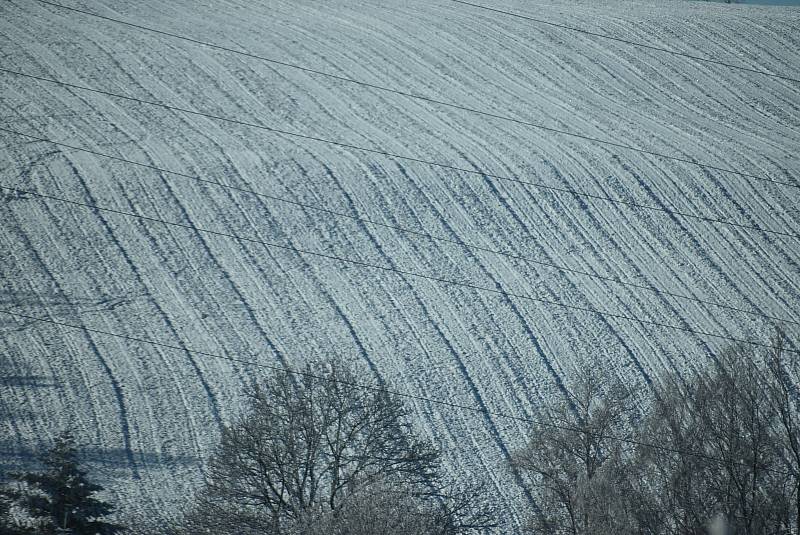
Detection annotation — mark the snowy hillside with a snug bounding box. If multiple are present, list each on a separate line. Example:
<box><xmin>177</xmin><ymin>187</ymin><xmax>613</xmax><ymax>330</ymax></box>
<box><xmin>1</xmin><ymin>0</ymin><xmax>798</xmax><ymax>530</ymax></box>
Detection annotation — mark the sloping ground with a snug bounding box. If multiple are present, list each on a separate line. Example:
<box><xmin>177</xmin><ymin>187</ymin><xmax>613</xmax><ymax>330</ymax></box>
<box><xmin>1</xmin><ymin>0</ymin><xmax>798</xmax><ymax>529</ymax></box>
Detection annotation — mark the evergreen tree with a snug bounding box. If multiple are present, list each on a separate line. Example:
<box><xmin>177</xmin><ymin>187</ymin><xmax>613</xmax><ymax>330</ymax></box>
<box><xmin>15</xmin><ymin>431</ymin><xmax>123</xmax><ymax>534</ymax></box>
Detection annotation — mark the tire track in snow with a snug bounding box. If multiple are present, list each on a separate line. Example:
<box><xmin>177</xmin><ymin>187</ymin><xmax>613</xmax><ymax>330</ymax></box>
<box><xmin>250</xmin><ymin>6</ymin><xmax>792</xmax><ymax>354</ymax></box>
<box><xmin>47</xmin><ymin>135</ymin><xmax>220</xmax><ymax>457</ymax></box>
<box><xmin>613</xmin><ymin>155</ymin><xmax>798</xmax><ymax>327</ymax></box>
<box><xmin>263</xmin><ymin>28</ymin><xmax>576</xmax><ymax>410</ymax></box>
<box><xmin>124</xmin><ymin>116</ymin><xmax>290</xmax><ymax>372</ymax></box>
<box><xmin>0</xmin><ymin>227</ymin><xmax>71</xmax><ymax>458</ymax></box>
<box><xmin>1</xmin><ymin>198</ymin><xmax>140</xmax><ymax>479</ymax></box>
<box><xmin>459</xmin><ymin>152</ymin><xmax>656</xmax><ymax>384</ymax></box>
<box><xmin>57</xmin><ymin>28</ymin><xmax>304</xmax><ymax>416</ymax></box>
<box><xmin>2</xmin><ymin>25</ymin><xmax>228</xmax><ymax>447</ymax></box>
<box><xmin>4</xmin><ymin>0</ymin><xmax>800</xmax><ymax>527</ymax></box>
<box><xmin>3</xmin><ymin>104</ymin><xmax>224</xmax><ymax>473</ymax></box>
<box><xmin>244</xmin><ymin>13</ymin><xmax>656</xmax><ymax>408</ymax></box>
<box><xmin>379</xmin><ymin>160</ymin><xmax>554</xmax><ymax>410</ymax></box>
<box><xmin>125</xmin><ymin>134</ymin><xmax>286</xmax><ymax>367</ymax></box>
<box><xmin>304</xmin><ymin>158</ymin><xmax>535</xmax><ymax>504</ymax></box>
<box><xmin>536</xmin><ymin>156</ymin><xmax>714</xmax><ymax>368</ymax></box>
<box><xmin>168</xmin><ymin>141</ymin><xmax>357</xmax><ymax>377</ymax></box>
<box><xmin>41</xmin><ymin>25</ymin><xmax>377</xmax><ymax>386</ymax></box>
<box><xmin>451</xmin><ymin>6</ymin><xmax>799</xmax><ymax>170</ymax></box>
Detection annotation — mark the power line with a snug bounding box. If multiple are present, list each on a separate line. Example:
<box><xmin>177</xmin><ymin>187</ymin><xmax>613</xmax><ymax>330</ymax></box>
<box><xmin>0</xmin><ymin>307</ymin><xmax>791</xmax><ymax>475</ymax></box>
<box><xmin>3</xmin><ymin>68</ymin><xmax>798</xmax><ymax>242</ymax></box>
<box><xmin>23</xmin><ymin>0</ymin><xmax>800</xmax><ymax>190</ymax></box>
<box><xmin>1</xmin><ymin>183</ymin><xmax>794</xmax><ymax>355</ymax></box>
<box><xmin>7</xmin><ymin>0</ymin><xmax>795</xmax><ymax>480</ymax></box>
<box><xmin>3</xmin><ymin>126</ymin><xmax>797</xmax><ymax>328</ymax></box>
<box><xmin>451</xmin><ymin>0</ymin><xmax>800</xmax><ymax>85</ymax></box>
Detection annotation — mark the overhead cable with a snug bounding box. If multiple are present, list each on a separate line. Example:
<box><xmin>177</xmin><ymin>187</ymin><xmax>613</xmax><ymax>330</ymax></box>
<box><xmin>1</xmin><ymin>183</ymin><xmax>794</xmax><ymax>354</ymax></box>
<box><xmin>22</xmin><ymin>0</ymin><xmax>800</xmax><ymax>189</ymax></box>
<box><xmin>0</xmin><ymin>307</ymin><xmax>792</xmax><ymax>475</ymax></box>
<box><xmin>2</xmin><ymin>68</ymin><xmax>797</xmax><ymax>243</ymax></box>
<box><xmin>2</xmin><ymin>126</ymin><xmax>796</xmax><ymax>327</ymax></box>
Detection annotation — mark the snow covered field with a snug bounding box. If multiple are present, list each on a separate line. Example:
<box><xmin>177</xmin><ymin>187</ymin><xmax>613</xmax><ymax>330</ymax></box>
<box><xmin>1</xmin><ymin>0</ymin><xmax>798</xmax><ymax>529</ymax></box>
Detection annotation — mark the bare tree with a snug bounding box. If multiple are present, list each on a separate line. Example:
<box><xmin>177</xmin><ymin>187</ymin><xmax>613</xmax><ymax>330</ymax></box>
<box><xmin>765</xmin><ymin>331</ymin><xmax>800</xmax><ymax>531</ymax></box>
<box><xmin>175</xmin><ymin>357</ymin><xmax>494</xmax><ymax>534</ymax></box>
<box><xmin>636</xmin><ymin>338</ymin><xmax>799</xmax><ymax>535</ymax></box>
<box><xmin>295</xmin><ymin>479</ymin><xmax>442</xmax><ymax>535</ymax></box>
<box><xmin>510</xmin><ymin>366</ymin><xmax>640</xmax><ymax>534</ymax></box>
<box><xmin>511</xmin><ymin>337</ymin><xmax>800</xmax><ymax>534</ymax></box>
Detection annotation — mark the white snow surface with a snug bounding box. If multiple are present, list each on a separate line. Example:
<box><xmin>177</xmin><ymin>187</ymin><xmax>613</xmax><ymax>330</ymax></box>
<box><xmin>1</xmin><ymin>0</ymin><xmax>799</xmax><ymax>530</ymax></box>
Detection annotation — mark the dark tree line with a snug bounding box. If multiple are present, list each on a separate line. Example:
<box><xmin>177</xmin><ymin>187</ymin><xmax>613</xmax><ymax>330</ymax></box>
<box><xmin>170</xmin><ymin>335</ymin><xmax>799</xmax><ymax>534</ymax></box>
<box><xmin>3</xmin><ymin>333</ymin><xmax>798</xmax><ymax>534</ymax></box>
